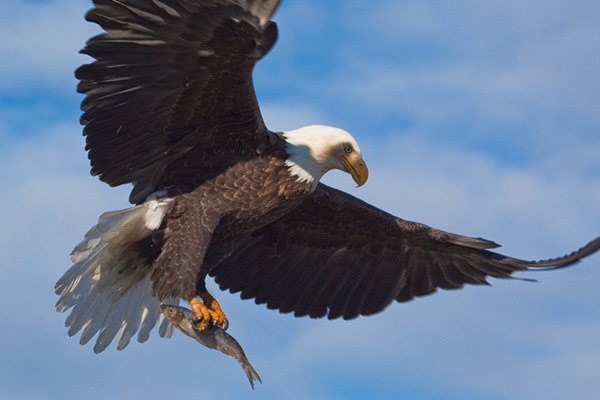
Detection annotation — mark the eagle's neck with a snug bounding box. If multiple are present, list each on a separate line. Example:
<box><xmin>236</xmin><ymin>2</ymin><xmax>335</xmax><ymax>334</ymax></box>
<box><xmin>282</xmin><ymin>125</ymin><xmax>340</xmax><ymax>190</ymax></box>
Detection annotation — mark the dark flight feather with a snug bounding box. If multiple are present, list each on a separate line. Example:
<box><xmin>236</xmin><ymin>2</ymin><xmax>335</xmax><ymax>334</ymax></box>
<box><xmin>77</xmin><ymin>0</ymin><xmax>280</xmax><ymax>203</ymax></box>
<box><xmin>211</xmin><ymin>184</ymin><xmax>600</xmax><ymax>319</ymax></box>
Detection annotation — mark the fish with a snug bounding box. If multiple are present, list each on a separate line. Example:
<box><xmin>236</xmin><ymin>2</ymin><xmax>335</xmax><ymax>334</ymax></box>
<box><xmin>160</xmin><ymin>304</ymin><xmax>262</xmax><ymax>389</ymax></box>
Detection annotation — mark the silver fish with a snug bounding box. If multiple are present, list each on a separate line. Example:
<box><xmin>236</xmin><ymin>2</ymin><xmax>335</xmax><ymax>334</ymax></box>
<box><xmin>160</xmin><ymin>304</ymin><xmax>262</xmax><ymax>389</ymax></box>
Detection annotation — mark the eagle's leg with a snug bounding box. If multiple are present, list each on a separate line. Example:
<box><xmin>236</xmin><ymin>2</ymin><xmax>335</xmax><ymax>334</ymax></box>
<box><xmin>189</xmin><ymin>292</ymin><xmax>228</xmax><ymax>331</ymax></box>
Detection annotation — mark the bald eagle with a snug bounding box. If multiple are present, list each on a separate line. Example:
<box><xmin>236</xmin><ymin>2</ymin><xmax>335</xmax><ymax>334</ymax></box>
<box><xmin>56</xmin><ymin>0</ymin><xmax>600</xmax><ymax>354</ymax></box>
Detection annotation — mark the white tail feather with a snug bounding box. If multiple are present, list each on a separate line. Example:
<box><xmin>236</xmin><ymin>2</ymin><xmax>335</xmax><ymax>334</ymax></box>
<box><xmin>55</xmin><ymin>197</ymin><xmax>176</xmax><ymax>352</ymax></box>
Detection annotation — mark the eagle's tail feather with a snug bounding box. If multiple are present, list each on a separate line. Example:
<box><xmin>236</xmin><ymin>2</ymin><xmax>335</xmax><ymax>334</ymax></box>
<box><xmin>55</xmin><ymin>197</ymin><xmax>176</xmax><ymax>352</ymax></box>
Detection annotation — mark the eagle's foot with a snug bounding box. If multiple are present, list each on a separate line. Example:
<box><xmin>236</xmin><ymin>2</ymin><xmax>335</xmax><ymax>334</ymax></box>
<box><xmin>189</xmin><ymin>292</ymin><xmax>228</xmax><ymax>331</ymax></box>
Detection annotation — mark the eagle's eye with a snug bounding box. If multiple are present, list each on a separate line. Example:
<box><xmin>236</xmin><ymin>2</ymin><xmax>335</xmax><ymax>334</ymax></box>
<box><xmin>343</xmin><ymin>145</ymin><xmax>353</xmax><ymax>154</ymax></box>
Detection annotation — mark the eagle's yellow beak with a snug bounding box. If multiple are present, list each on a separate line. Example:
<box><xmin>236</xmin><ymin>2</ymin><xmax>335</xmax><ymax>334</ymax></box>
<box><xmin>341</xmin><ymin>154</ymin><xmax>369</xmax><ymax>187</ymax></box>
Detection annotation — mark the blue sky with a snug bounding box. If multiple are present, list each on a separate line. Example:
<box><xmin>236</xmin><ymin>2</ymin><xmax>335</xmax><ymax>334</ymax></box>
<box><xmin>1</xmin><ymin>1</ymin><xmax>599</xmax><ymax>399</ymax></box>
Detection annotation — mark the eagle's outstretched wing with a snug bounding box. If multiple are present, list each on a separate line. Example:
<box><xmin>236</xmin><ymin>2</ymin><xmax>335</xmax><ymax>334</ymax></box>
<box><xmin>211</xmin><ymin>184</ymin><xmax>600</xmax><ymax>319</ymax></box>
<box><xmin>77</xmin><ymin>0</ymin><xmax>280</xmax><ymax>203</ymax></box>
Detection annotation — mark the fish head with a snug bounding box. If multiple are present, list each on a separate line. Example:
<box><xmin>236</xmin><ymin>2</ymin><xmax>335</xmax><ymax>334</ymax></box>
<box><xmin>160</xmin><ymin>304</ymin><xmax>184</xmax><ymax>324</ymax></box>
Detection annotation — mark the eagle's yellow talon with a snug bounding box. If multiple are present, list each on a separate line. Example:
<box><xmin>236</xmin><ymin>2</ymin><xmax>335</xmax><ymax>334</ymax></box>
<box><xmin>189</xmin><ymin>293</ymin><xmax>228</xmax><ymax>331</ymax></box>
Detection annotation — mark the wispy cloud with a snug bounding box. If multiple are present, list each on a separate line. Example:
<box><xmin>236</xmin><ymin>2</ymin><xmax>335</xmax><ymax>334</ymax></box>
<box><xmin>0</xmin><ymin>1</ymin><xmax>95</xmax><ymax>92</ymax></box>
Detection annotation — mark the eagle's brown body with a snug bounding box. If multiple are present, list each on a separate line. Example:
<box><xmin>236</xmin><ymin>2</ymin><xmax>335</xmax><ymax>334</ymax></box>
<box><xmin>150</xmin><ymin>140</ymin><xmax>312</xmax><ymax>301</ymax></box>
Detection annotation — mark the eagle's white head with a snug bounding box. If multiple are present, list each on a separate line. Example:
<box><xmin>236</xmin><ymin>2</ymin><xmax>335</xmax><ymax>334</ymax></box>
<box><xmin>283</xmin><ymin>125</ymin><xmax>369</xmax><ymax>190</ymax></box>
